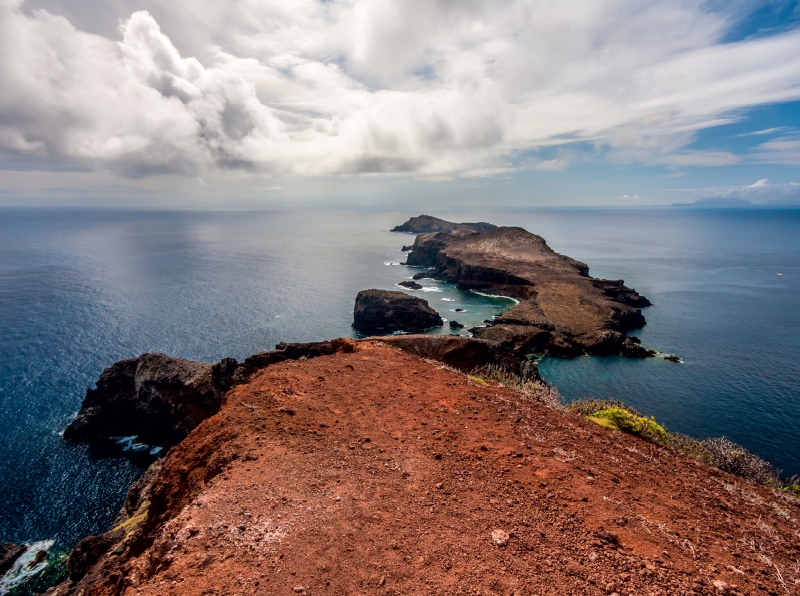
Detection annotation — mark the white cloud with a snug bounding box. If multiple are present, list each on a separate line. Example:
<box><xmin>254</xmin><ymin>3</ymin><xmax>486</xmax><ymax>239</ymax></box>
<box><xmin>690</xmin><ymin>179</ymin><xmax>800</xmax><ymax>203</ymax></box>
<box><xmin>1</xmin><ymin>0</ymin><xmax>800</xmax><ymax>181</ymax></box>
<box><xmin>750</xmin><ymin>135</ymin><xmax>800</xmax><ymax>165</ymax></box>
<box><xmin>736</xmin><ymin>127</ymin><xmax>790</xmax><ymax>137</ymax></box>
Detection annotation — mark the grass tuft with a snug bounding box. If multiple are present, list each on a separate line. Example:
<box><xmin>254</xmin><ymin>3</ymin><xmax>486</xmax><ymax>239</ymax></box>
<box><xmin>568</xmin><ymin>399</ymin><xmax>796</xmax><ymax>497</ymax></box>
<box><xmin>469</xmin><ymin>364</ymin><xmax>562</xmax><ymax>409</ymax></box>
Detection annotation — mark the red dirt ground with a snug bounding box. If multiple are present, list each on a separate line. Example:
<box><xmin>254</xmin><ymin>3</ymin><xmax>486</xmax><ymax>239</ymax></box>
<box><xmin>53</xmin><ymin>341</ymin><xmax>800</xmax><ymax>596</ymax></box>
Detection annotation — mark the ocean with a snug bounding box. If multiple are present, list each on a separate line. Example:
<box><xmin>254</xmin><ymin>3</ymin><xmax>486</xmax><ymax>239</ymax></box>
<box><xmin>1</xmin><ymin>207</ymin><xmax>798</xmax><ymax>592</ymax></box>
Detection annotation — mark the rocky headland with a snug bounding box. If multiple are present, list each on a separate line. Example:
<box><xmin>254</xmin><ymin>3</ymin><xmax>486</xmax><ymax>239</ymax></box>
<box><xmin>45</xmin><ymin>340</ymin><xmax>800</xmax><ymax>596</ymax></box>
<box><xmin>400</xmin><ymin>217</ymin><xmax>653</xmax><ymax>357</ymax></box>
<box><xmin>391</xmin><ymin>214</ymin><xmax>498</xmax><ymax>236</ymax></box>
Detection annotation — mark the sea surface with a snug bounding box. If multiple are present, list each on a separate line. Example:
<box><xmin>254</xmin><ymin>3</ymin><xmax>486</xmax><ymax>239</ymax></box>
<box><xmin>1</xmin><ymin>207</ymin><xmax>798</xmax><ymax>592</ymax></box>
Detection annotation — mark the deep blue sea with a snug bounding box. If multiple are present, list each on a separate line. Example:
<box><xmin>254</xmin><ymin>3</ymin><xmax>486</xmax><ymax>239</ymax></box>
<box><xmin>1</xmin><ymin>207</ymin><xmax>798</xmax><ymax>592</ymax></box>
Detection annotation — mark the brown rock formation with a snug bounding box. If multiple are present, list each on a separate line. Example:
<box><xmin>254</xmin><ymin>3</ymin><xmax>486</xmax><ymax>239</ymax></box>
<box><xmin>48</xmin><ymin>342</ymin><xmax>800</xmax><ymax>596</ymax></box>
<box><xmin>391</xmin><ymin>214</ymin><xmax>497</xmax><ymax>235</ymax></box>
<box><xmin>63</xmin><ymin>353</ymin><xmax>239</xmax><ymax>448</ymax></box>
<box><xmin>405</xmin><ymin>224</ymin><xmax>652</xmax><ymax>357</ymax></box>
<box><xmin>353</xmin><ymin>289</ymin><xmax>443</xmax><ymax>333</ymax></box>
<box><xmin>0</xmin><ymin>543</ymin><xmax>27</xmax><ymax>577</ymax></box>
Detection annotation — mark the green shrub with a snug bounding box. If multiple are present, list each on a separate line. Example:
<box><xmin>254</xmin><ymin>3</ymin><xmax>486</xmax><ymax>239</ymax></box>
<box><xmin>567</xmin><ymin>399</ymin><xmax>794</xmax><ymax>496</ymax></box>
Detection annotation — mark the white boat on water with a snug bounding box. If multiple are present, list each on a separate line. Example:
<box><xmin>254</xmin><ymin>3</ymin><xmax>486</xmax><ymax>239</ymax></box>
<box><xmin>777</xmin><ymin>273</ymin><xmax>784</xmax><ymax>276</ymax></box>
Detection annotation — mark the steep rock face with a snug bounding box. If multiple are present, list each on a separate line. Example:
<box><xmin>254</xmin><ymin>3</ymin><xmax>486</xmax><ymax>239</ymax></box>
<box><xmin>353</xmin><ymin>289</ymin><xmax>443</xmax><ymax>332</ymax></box>
<box><xmin>63</xmin><ymin>353</ymin><xmax>238</xmax><ymax>448</ymax></box>
<box><xmin>391</xmin><ymin>214</ymin><xmax>497</xmax><ymax>236</ymax></box>
<box><xmin>405</xmin><ymin>225</ymin><xmax>653</xmax><ymax>357</ymax></box>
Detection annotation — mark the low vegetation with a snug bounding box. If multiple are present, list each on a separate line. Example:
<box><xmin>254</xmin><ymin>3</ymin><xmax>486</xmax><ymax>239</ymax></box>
<box><xmin>469</xmin><ymin>364</ymin><xmax>562</xmax><ymax>409</ymax></box>
<box><xmin>568</xmin><ymin>399</ymin><xmax>799</xmax><ymax>497</ymax></box>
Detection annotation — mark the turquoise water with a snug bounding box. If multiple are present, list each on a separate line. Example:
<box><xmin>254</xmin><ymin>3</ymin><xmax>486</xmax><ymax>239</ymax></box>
<box><xmin>0</xmin><ymin>207</ymin><xmax>798</xmax><ymax>592</ymax></box>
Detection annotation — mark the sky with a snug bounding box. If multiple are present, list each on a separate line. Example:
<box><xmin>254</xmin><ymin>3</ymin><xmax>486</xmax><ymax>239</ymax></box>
<box><xmin>0</xmin><ymin>0</ymin><xmax>799</xmax><ymax>208</ymax></box>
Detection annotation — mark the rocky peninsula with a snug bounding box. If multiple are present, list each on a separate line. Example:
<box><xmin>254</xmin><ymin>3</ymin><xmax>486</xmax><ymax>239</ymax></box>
<box><xmin>400</xmin><ymin>217</ymin><xmax>653</xmax><ymax>357</ymax></box>
<box><xmin>46</xmin><ymin>339</ymin><xmax>799</xmax><ymax>596</ymax></box>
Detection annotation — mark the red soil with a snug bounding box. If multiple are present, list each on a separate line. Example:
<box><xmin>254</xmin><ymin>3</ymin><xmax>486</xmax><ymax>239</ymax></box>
<box><xmin>51</xmin><ymin>342</ymin><xmax>800</xmax><ymax>596</ymax></box>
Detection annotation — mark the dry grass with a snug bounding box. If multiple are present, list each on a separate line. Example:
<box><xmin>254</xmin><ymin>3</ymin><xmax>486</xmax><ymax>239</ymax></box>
<box><xmin>469</xmin><ymin>364</ymin><xmax>562</xmax><ymax>409</ymax></box>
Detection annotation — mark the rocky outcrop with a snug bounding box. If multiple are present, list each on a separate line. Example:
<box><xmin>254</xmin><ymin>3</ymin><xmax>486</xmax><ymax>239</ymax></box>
<box><xmin>391</xmin><ymin>214</ymin><xmax>497</xmax><ymax>236</ymax></box>
<box><xmin>353</xmin><ymin>289</ymin><xmax>443</xmax><ymax>332</ymax></box>
<box><xmin>397</xmin><ymin>280</ymin><xmax>423</xmax><ymax>290</ymax></box>
<box><xmin>0</xmin><ymin>543</ymin><xmax>27</xmax><ymax>577</ymax></box>
<box><xmin>63</xmin><ymin>353</ymin><xmax>239</xmax><ymax>448</ymax></box>
<box><xmin>369</xmin><ymin>334</ymin><xmax>538</xmax><ymax>380</ymax></box>
<box><xmin>404</xmin><ymin>223</ymin><xmax>654</xmax><ymax>358</ymax></box>
<box><xmin>61</xmin><ymin>458</ymin><xmax>164</xmax><ymax>590</ymax></box>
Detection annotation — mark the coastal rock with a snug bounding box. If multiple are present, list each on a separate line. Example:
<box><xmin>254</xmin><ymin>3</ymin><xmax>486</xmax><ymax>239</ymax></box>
<box><xmin>391</xmin><ymin>214</ymin><xmax>497</xmax><ymax>236</ymax></box>
<box><xmin>63</xmin><ymin>353</ymin><xmax>239</xmax><ymax>448</ymax></box>
<box><xmin>0</xmin><ymin>543</ymin><xmax>27</xmax><ymax>577</ymax></box>
<box><xmin>233</xmin><ymin>338</ymin><xmax>358</xmax><ymax>383</ymax></box>
<box><xmin>403</xmin><ymin>222</ymin><xmax>652</xmax><ymax>358</ymax></box>
<box><xmin>369</xmin><ymin>334</ymin><xmax>535</xmax><ymax>380</ymax></box>
<box><xmin>65</xmin><ymin>458</ymin><xmax>163</xmax><ymax>588</ymax></box>
<box><xmin>471</xmin><ymin>324</ymin><xmax>550</xmax><ymax>355</ymax></box>
<box><xmin>449</xmin><ymin>320</ymin><xmax>465</xmax><ymax>329</ymax></box>
<box><xmin>398</xmin><ymin>280</ymin><xmax>423</xmax><ymax>290</ymax></box>
<box><xmin>353</xmin><ymin>289</ymin><xmax>443</xmax><ymax>332</ymax></box>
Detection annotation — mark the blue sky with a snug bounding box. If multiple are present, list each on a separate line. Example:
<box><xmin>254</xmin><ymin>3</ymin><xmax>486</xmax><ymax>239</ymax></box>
<box><xmin>0</xmin><ymin>0</ymin><xmax>798</xmax><ymax>207</ymax></box>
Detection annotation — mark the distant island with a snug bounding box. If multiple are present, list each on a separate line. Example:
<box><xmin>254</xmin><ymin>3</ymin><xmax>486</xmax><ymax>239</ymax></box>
<box><xmin>672</xmin><ymin>197</ymin><xmax>753</xmax><ymax>207</ymax></box>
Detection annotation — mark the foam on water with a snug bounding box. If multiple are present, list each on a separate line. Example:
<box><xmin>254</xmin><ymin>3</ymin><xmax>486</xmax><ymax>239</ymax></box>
<box><xmin>0</xmin><ymin>540</ymin><xmax>55</xmax><ymax>593</ymax></box>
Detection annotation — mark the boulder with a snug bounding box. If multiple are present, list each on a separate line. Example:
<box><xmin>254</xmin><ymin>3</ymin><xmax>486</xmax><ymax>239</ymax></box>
<box><xmin>353</xmin><ymin>289</ymin><xmax>443</xmax><ymax>333</ymax></box>
<box><xmin>398</xmin><ymin>280</ymin><xmax>423</xmax><ymax>290</ymax></box>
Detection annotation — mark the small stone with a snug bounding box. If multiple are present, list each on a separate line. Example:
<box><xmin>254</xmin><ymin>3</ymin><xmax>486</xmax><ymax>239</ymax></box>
<box><xmin>491</xmin><ymin>529</ymin><xmax>510</xmax><ymax>547</ymax></box>
<box><xmin>712</xmin><ymin>579</ymin><xmax>730</xmax><ymax>594</ymax></box>
<box><xmin>293</xmin><ymin>587</ymin><xmax>304</xmax><ymax>593</ymax></box>
<box><xmin>379</xmin><ymin>576</ymin><xmax>385</xmax><ymax>586</ymax></box>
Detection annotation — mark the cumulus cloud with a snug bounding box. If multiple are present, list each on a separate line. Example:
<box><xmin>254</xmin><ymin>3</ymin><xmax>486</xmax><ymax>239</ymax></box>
<box><xmin>1</xmin><ymin>0</ymin><xmax>800</xmax><ymax>179</ymax></box>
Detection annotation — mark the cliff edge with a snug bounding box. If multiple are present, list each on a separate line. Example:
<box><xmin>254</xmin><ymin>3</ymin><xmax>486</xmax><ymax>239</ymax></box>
<box><xmin>48</xmin><ymin>342</ymin><xmax>799</xmax><ymax>596</ymax></box>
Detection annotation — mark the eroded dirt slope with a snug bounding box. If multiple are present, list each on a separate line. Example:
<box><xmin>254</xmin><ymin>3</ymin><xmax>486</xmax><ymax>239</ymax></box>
<box><xmin>52</xmin><ymin>343</ymin><xmax>799</xmax><ymax>596</ymax></box>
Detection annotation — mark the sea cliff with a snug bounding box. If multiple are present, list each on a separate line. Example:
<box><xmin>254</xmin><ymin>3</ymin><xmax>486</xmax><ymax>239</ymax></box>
<box><xmin>46</xmin><ymin>340</ymin><xmax>800</xmax><ymax>596</ymax></box>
